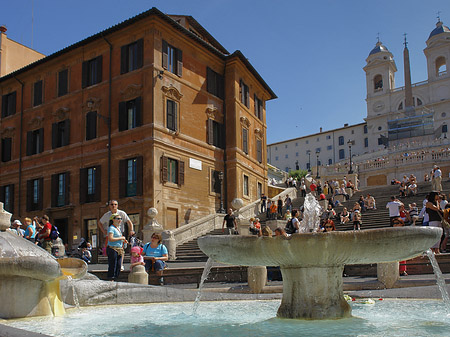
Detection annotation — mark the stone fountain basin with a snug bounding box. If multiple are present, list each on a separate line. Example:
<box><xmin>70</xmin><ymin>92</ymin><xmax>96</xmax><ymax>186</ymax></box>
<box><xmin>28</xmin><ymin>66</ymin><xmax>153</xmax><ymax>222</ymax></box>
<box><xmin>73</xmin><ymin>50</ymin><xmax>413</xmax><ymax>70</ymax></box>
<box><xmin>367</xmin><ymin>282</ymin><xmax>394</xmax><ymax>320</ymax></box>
<box><xmin>57</xmin><ymin>257</ymin><xmax>88</xmax><ymax>279</ymax></box>
<box><xmin>198</xmin><ymin>227</ymin><xmax>442</xmax><ymax>267</ymax></box>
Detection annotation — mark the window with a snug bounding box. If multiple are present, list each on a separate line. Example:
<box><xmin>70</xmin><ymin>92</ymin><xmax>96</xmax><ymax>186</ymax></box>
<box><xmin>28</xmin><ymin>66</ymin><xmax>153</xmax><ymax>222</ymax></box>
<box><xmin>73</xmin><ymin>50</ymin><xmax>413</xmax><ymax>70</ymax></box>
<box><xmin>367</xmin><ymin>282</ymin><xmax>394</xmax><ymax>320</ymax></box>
<box><xmin>364</xmin><ymin>125</ymin><xmax>368</xmax><ymax>134</ymax></box>
<box><xmin>296</xmin><ymin>152</ymin><xmax>299</xmax><ymax>157</ymax></box>
<box><xmin>443</xmin><ymin>124</ymin><xmax>448</xmax><ymax>133</ymax></box>
<box><xmin>285</xmin><ymin>145</ymin><xmax>288</xmax><ymax>149</ymax></box>
<box><xmin>339</xmin><ymin>149</ymin><xmax>345</xmax><ymax>160</ymax></box>
<box><xmin>257</xmin><ymin>182</ymin><xmax>262</xmax><ymax>199</ymax></box>
<box><xmin>364</xmin><ymin>137</ymin><xmax>369</xmax><ymax>148</ymax></box>
<box><xmin>316</xmin><ymin>148</ymin><xmax>321</xmax><ymax>153</ymax></box>
<box><xmin>119</xmin><ymin>97</ymin><xmax>142</xmax><ymax>131</ymax></box>
<box><xmin>121</xmin><ymin>39</ymin><xmax>143</xmax><ymax>74</ymax></box>
<box><xmin>211</xmin><ymin>170</ymin><xmax>221</xmax><ymax>194</ymax></box>
<box><xmin>166</xmin><ymin>99</ymin><xmax>178</xmax><ymax>132</ymax></box>
<box><xmin>239</xmin><ymin>80</ymin><xmax>249</xmax><ymax>107</ymax></box>
<box><xmin>58</xmin><ymin>69</ymin><xmax>69</xmax><ymax>97</ymax></box>
<box><xmin>436</xmin><ymin>56</ymin><xmax>447</xmax><ymax>76</ymax></box>
<box><xmin>326</xmin><ymin>135</ymin><xmax>331</xmax><ymax>140</ymax></box>
<box><xmin>275</xmin><ymin>146</ymin><xmax>277</xmax><ymax>151</ymax></box>
<box><xmin>207</xmin><ymin>119</ymin><xmax>224</xmax><ymax>148</ymax></box>
<box><xmin>275</xmin><ymin>156</ymin><xmax>278</xmax><ymax>161</ymax></box>
<box><xmin>26</xmin><ymin>128</ymin><xmax>44</xmax><ymax>155</ymax></box>
<box><xmin>243</xmin><ymin>175</ymin><xmax>249</xmax><ymax>196</ymax></box>
<box><xmin>51</xmin><ymin>172</ymin><xmax>69</xmax><ymax>207</ymax></box>
<box><xmin>162</xmin><ymin>40</ymin><xmax>182</xmax><ymax>76</ymax></box>
<box><xmin>86</xmin><ymin>111</ymin><xmax>97</xmax><ymax>140</ymax></box>
<box><xmin>374</xmin><ymin>74</ymin><xmax>383</xmax><ymax>90</ymax></box>
<box><xmin>161</xmin><ymin>156</ymin><xmax>184</xmax><ymax>186</ymax></box>
<box><xmin>351</xmin><ymin>130</ymin><xmax>354</xmax><ymax>134</ymax></box>
<box><xmin>82</xmin><ymin>56</ymin><xmax>102</xmax><ymax>88</ymax></box>
<box><xmin>328</xmin><ymin>159</ymin><xmax>332</xmax><ymax>165</ymax></box>
<box><xmin>398</xmin><ymin>102</ymin><xmax>403</xmax><ymax>111</ymax></box>
<box><xmin>1</xmin><ymin>137</ymin><xmax>12</xmax><ymax>162</ymax></box>
<box><xmin>33</xmin><ymin>80</ymin><xmax>43</xmax><ymax>107</ymax></box>
<box><xmin>378</xmin><ymin>138</ymin><xmax>384</xmax><ymax>145</ymax></box>
<box><xmin>80</xmin><ymin>166</ymin><xmax>101</xmax><ymax>204</ymax></box>
<box><xmin>317</xmin><ymin>160</ymin><xmax>321</xmax><ymax>166</ymax></box>
<box><xmin>378</xmin><ymin>126</ymin><xmax>382</xmax><ymax>131</ymax></box>
<box><xmin>306</xmin><ymin>140</ymin><xmax>309</xmax><ymax>144</ymax></box>
<box><xmin>1</xmin><ymin>91</ymin><xmax>16</xmax><ymax>118</ymax></box>
<box><xmin>285</xmin><ymin>154</ymin><xmax>288</xmax><ymax>159</ymax></box>
<box><xmin>52</xmin><ymin>119</ymin><xmax>70</xmax><ymax>148</ymax></box>
<box><xmin>256</xmin><ymin>138</ymin><xmax>262</xmax><ymax>163</ymax></box>
<box><xmin>254</xmin><ymin>94</ymin><xmax>263</xmax><ymax>120</ymax></box>
<box><xmin>119</xmin><ymin>157</ymin><xmax>143</xmax><ymax>197</ymax></box>
<box><xmin>242</xmin><ymin>128</ymin><xmax>248</xmax><ymax>154</ymax></box>
<box><xmin>306</xmin><ymin>163</ymin><xmax>310</xmax><ymax>170</ymax></box>
<box><xmin>327</xmin><ymin>145</ymin><xmax>332</xmax><ymax>150</ymax></box>
<box><xmin>26</xmin><ymin>178</ymin><xmax>43</xmax><ymax>211</ymax></box>
<box><xmin>316</xmin><ymin>137</ymin><xmax>320</xmax><ymax>142</ymax></box>
<box><xmin>206</xmin><ymin>67</ymin><xmax>224</xmax><ymax>99</ymax></box>
<box><xmin>295</xmin><ymin>142</ymin><xmax>298</xmax><ymax>146</ymax></box>
<box><xmin>338</xmin><ymin>136</ymin><xmax>344</xmax><ymax>146</ymax></box>
<box><xmin>0</xmin><ymin>184</ymin><xmax>14</xmax><ymax>213</ymax></box>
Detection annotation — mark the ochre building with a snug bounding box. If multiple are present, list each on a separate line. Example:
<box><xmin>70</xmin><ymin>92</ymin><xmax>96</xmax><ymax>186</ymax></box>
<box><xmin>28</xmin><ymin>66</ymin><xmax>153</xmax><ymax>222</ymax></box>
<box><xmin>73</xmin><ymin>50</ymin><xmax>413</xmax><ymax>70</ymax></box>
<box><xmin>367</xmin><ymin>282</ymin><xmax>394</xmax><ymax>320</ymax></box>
<box><xmin>0</xmin><ymin>8</ymin><xmax>276</xmax><ymax>247</ymax></box>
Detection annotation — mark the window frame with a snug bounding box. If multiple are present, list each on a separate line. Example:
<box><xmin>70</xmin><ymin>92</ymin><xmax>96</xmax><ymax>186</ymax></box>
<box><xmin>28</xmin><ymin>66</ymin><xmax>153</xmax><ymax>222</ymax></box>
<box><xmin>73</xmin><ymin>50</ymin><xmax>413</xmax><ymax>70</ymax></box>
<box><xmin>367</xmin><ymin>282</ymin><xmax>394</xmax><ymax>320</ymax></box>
<box><xmin>206</xmin><ymin>67</ymin><xmax>224</xmax><ymax>99</ymax></box>
<box><xmin>242</xmin><ymin>127</ymin><xmax>249</xmax><ymax>154</ymax></box>
<box><xmin>161</xmin><ymin>155</ymin><xmax>184</xmax><ymax>187</ymax></box>
<box><xmin>1</xmin><ymin>91</ymin><xmax>16</xmax><ymax>118</ymax></box>
<box><xmin>243</xmin><ymin>174</ymin><xmax>249</xmax><ymax>197</ymax></box>
<box><xmin>0</xmin><ymin>184</ymin><xmax>14</xmax><ymax>213</ymax></box>
<box><xmin>121</xmin><ymin>39</ymin><xmax>143</xmax><ymax>74</ymax></box>
<box><xmin>82</xmin><ymin>55</ymin><xmax>102</xmax><ymax>88</ymax></box>
<box><xmin>51</xmin><ymin>172</ymin><xmax>70</xmax><ymax>207</ymax></box>
<box><xmin>239</xmin><ymin>80</ymin><xmax>249</xmax><ymax>107</ymax></box>
<box><xmin>80</xmin><ymin>166</ymin><xmax>101</xmax><ymax>204</ymax></box>
<box><xmin>1</xmin><ymin>137</ymin><xmax>12</xmax><ymax>162</ymax></box>
<box><xmin>26</xmin><ymin>177</ymin><xmax>43</xmax><ymax>211</ymax></box>
<box><xmin>119</xmin><ymin>157</ymin><xmax>143</xmax><ymax>197</ymax></box>
<box><xmin>338</xmin><ymin>136</ymin><xmax>344</xmax><ymax>146</ymax></box>
<box><xmin>119</xmin><ymin>97</ymin><xmax>142</xmax><ymax>131</ymax></box>
<box><xmin>52</xmin><ymin>119</ymin><xmax>70</xmax><ymax>149</ymax></box>
<box><xmin>26</xmin><ymin>128</ymin><xmax>44</xmax><ymax>156</ymax></box>
<box><xmin>162</xmin><ymin>40</ymin><xmax>183</xmax><ymax>77</ymax></box>
<box><xmin>57</xmin><ymin>69</ymin><xmax>69</xmax><ymax>97</ymax></box>
<box><xmin>33</xmin><ymin>80</ymin><xmax>43</xmax><ymax>107</ymax></box>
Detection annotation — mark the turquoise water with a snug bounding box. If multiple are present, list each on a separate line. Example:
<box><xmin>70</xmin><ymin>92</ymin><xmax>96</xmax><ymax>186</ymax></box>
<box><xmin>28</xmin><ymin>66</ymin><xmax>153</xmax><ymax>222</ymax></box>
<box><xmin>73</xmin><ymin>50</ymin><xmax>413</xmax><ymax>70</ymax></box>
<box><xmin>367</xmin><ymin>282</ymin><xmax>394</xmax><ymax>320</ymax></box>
<box><xmin>4</xmin><ymin>299</ymin><xmax>450</xmax><ymax>337</ymax></box>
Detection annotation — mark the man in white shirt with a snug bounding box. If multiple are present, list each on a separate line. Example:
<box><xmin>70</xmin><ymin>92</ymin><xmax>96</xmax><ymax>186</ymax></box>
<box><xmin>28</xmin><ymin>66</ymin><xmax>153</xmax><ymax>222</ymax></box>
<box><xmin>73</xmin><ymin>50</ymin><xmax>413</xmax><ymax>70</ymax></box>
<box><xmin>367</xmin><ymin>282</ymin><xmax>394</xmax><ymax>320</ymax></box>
<box><xmin>432</xmin><ymin>165</ymin><xmax>442</xmax><ymax>192</ymax></box>
<box><xmin>386</xmin><ymin>196</ymin><xmax>403</xmax><ymax>226</ymax></box>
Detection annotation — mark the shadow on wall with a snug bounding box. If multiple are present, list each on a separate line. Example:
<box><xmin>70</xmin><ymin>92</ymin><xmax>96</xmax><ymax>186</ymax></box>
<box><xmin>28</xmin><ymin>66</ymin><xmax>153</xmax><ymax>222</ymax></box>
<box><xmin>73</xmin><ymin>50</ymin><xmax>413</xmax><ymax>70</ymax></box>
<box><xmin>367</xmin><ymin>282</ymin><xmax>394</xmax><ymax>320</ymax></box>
<box><xmin>184</xmin><ymin>208</ymin><xmax>192</xmax><ymax>224</ymax></box>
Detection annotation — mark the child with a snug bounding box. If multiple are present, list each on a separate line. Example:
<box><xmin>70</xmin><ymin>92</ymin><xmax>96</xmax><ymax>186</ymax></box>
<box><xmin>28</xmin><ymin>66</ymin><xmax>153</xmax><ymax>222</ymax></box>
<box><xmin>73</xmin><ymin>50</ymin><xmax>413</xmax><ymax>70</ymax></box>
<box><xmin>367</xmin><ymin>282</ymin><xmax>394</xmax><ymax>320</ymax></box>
<box><xmin>353</xmin><ymin>210</ymin><xmax>362</xmax><ymax>230</ymax></box>
<box><xmin>130</xmin><ymin>246</ymin><xmax>144</xmax><ymax>271</ymax></box>
<box><xmin>82</xmin><ymin>246</ymin><xmax>92</xmax><ymax>264</ymax></box>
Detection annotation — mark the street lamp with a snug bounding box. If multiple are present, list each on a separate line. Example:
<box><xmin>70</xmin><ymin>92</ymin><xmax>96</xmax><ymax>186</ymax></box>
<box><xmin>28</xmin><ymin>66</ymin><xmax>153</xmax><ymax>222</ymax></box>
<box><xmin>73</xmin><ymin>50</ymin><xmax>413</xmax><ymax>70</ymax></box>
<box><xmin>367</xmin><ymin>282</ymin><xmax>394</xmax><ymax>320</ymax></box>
<box><xmin>218</xmin><ymin>171</ymin><xmax>225</xmax><ymax>213</ymax></box>
<box><xmin>295</xmin><ymin>160</ymin><xmax>299</xmax><ymax>171</ymax></box>
<box><xmin>347</xmin><ymin>140</ymin><xmax>353</xmax><ymax>174</ymax></box>
<box><xmin>307</xmin><ymin>150</ymin><xmax>311</xmax><ymax>173</ymax></box>
<box><xmin>315</xmin><ymin>150</ymin><xmax>320</xmax><ymax>179</ymax></box>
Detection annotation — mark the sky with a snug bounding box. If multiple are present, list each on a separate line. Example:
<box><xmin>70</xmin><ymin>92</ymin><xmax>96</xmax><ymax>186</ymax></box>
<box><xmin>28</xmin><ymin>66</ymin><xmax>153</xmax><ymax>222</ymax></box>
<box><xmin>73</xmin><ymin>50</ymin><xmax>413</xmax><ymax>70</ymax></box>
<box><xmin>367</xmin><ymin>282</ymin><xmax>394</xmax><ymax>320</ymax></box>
<box><xmin>2</xmin><ymin>0</ymin><xmax>449</xmax><ymax>144</ymax></box>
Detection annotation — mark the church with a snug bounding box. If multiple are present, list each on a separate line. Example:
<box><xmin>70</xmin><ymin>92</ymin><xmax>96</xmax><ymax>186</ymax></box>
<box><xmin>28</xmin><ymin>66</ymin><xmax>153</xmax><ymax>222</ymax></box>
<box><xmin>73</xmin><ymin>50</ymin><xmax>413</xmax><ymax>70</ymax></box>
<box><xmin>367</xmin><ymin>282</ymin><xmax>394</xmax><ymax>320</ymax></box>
<box><xmin>267</xmin><ymin>19</ymin><xmax>450</xmax><ymax>186</ymax></box>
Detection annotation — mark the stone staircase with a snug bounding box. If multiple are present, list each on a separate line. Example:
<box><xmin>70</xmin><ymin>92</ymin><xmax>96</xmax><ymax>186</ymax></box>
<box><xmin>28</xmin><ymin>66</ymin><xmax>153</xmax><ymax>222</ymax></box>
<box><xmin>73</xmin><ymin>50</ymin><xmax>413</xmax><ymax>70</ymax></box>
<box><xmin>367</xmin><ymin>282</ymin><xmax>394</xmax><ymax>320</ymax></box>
<box><xmin>175</xmin><ymin>228</ymin><xmax>223</xmax><ymax>262</ymax></box>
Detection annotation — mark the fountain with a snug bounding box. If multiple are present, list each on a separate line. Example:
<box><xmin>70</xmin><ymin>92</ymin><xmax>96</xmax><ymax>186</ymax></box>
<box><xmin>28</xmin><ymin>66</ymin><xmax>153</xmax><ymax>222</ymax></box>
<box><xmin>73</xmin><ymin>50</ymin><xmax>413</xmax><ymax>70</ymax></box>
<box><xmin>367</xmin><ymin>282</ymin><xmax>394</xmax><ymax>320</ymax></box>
<box><xmin>198</xmin><ymin>194</ymin><xmax>442</xmax><ymax>319</ymax></box>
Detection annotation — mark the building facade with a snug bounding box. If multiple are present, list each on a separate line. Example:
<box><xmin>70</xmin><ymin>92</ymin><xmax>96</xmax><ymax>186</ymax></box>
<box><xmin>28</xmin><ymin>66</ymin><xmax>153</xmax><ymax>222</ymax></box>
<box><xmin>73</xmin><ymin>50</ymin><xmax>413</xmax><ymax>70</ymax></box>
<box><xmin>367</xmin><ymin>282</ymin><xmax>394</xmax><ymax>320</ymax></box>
<box><xmin>0</xmin><ymin>8</ymin><xmax>276</xmax><ymax>247</ymax></box>
<box><xmin>268</xmin><ymin>19</ymin><xmax>450</xmax><ymax>183</ymax></box>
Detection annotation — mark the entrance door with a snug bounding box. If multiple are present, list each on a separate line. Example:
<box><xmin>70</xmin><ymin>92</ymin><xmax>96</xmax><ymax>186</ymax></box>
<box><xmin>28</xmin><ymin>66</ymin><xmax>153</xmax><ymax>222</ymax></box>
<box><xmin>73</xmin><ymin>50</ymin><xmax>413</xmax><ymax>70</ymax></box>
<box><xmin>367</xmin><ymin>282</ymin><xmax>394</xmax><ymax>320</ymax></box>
<box><xmin>166</xmin><ymin>208</ymin><xmax>178</xmax><ymax>230</ymax></box>
<box><xmin>53</xmin><ymin>218</ymin><xmax>68</xmax><ymax>245</ymax></box>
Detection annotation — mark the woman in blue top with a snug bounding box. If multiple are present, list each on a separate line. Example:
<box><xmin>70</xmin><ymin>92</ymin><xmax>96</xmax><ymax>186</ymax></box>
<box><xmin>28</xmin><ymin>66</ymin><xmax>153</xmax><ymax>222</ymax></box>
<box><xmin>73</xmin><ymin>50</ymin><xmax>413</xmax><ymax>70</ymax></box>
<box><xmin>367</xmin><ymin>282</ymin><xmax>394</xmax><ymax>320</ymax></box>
<box><xmin>23</xmin><ymin>217</ymin><xmax>36</xmax><ymax>241</ymax></box>
<box><xmin>143</xmin><ymin>233</ymin><xmax>168</xmax><ymax>285</ymax></box>
<box><xmin>107</xmin><ymin>214</ymin><xmax>128</xmax><ymax>281</ymax></box>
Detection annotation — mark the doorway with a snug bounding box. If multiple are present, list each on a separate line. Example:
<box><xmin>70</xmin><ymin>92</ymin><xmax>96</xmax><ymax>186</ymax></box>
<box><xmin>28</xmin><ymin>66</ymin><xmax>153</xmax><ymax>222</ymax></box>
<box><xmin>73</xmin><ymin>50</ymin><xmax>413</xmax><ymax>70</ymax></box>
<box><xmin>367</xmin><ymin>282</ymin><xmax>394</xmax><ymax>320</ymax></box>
<box><xmin>53</xmin><ymin>218</ymin><xmax>68</xmax><ymax>245</ymax></box>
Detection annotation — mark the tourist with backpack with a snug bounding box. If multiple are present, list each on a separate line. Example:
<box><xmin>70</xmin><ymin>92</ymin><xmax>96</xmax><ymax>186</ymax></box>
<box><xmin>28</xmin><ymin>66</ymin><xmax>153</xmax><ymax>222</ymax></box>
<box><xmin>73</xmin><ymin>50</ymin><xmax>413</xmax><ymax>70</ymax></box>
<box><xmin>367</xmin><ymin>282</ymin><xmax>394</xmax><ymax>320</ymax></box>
<box><xmin>38</xmin><ymin>215</ymin><xmax>53</xmax><ymax>254</ymax></box>
<box><xmin>285</xmin><ymin>209</ymin><xmax>300</xmax><ymax>234</ymax></box>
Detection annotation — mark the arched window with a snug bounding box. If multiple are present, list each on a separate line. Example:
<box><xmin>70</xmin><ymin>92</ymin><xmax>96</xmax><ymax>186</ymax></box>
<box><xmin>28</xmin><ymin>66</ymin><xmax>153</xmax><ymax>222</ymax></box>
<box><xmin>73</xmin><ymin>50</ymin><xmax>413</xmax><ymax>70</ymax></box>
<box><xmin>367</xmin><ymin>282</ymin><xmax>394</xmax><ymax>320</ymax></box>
<box><xmin>436</xmin><ymin>56</ymin><xmax>447</xmax><ymax>76</ymax></box>
<box><xmin>374</xmin><ymin>75</ymin><xmax>383</xmax><ymax>91</ymax></box>
<box><xmin>398</xmin><ymin>102</ymin><xmax>403</xmax><ymax>111</ymax></box>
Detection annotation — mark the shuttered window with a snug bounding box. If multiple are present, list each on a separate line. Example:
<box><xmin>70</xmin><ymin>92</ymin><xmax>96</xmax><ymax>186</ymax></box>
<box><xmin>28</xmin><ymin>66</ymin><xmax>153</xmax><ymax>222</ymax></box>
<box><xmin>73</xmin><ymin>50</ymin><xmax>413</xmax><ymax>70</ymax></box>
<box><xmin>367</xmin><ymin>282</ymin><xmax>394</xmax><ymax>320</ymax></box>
<box><xmin>51</xmin><ymin>172</ymin><xmax>70</xmax><ymax>207</ymax></box>
<box><xmin>0</xmin><ymin>184</ymin><xmax>14</xmax><ymax>214</ymax></box>
<box><xmin>26</xmin><ymin>128</ymin><xmax>44</xmax><ymax>156</ymax></box>
<box><xmin>119</xmin><ymin>97</ymin><xmax>142</xmax><ymax>131</ymax></box>
<box><xmin>80</xmin><ymin>166</ymin><xmax>101</xmax><ymax>204</ymax></box>
<box><xmin>26</xmin><ymin>178</ymin><xmax>43</xmax><ymax>211</ymax></box>
<box><xmin>256</xmin><ymin>138</ymin><xmax>262</xmax><ymax>163</ymax></box>
<box><xmin>86</xmin><ymin>111</ymin><xmax>97</xmax><ymax>140</ymax></box>
<box><xmin>207</xmin><ymin>119</ymin><xmax>224</xmax><ymax>148</ymax></box>
<box><xmin>254</xmin><ymin>94</ymin><xmax>263</xmax><ymax>120</ymax></box>
<box><xmin>239</xmin><ymin>80</ymin><xmax>249</xmax><ymax>107</ymax></box>
<box><xmin>121</xmin><ymin>39</ymin><xmax>143</xmax><ymax>74</ymax></box>
<box><xmin>119</xmin><ymin>157</ymin><xmax>143</xmax><ymax>198</ymax></box>
<box><xmin>33</xmin><ymin>80</ymin><xmax>43</xmax><ymax>107</ymax></box>
<box><xmin>211</xmin><ymin>170</ymin><xmax>221</xmax><ymax>194</ymax></box>
<box><xmin>1</xmin><ymin>91</ymin><xmax>16</xmax><ymax>118</ymax></box>
<box><xmin>242</xmin><ymin>128</ymin><xmax>248</xmax><ymax>154</ymax></box>
<box><xmin>52</xmin><ymin>119</ymin><xmax>70</xmax><ymax>148</ymax></box>
<box><xmin>58</xmin><ymin>69</ymin><xmax>69</xmax><ymax>97</ymax></box>
<box><xmin>162</xmin><ymin>40</ymin><xmax>182</xmax><ymax>77</ymax></box>
<box><xmin>82</xmin><ymin>56</ymin><xmax>102</xmax><ymax>88</ymax></box>
<box><xmin>1</xmin><ymin>137</ymin><xmax>12</xmax><ymax>162</ymax></box>
<box><xmin>161</xmin><ymin>156</ymin><xmax>184</xmax><ymax>186</ymax></box>
<box><xmin>166</xmin><ymin>99</ymin><xmax>178</xmax><ymax>131</ymax></box>
<box><xmin>206</xmin><ymin>67</ymin><xmax>224</xmax><ymax>99</ymax></box>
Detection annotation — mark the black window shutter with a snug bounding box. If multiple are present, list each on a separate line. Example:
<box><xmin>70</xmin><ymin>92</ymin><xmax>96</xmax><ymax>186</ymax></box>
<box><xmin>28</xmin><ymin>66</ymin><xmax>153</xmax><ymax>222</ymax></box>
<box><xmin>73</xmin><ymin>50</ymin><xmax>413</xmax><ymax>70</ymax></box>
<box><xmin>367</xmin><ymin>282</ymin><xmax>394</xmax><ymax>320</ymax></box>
<box><xmin>2</xmin><ymin>138</ymin><xmax>11</xmax><ymax>162</ymax></box>
<box><xmin>0</xmin><ymin>186</ymin><xmax>4</xmax><ymax>204</ymax></box>
<box><xmin>243</xmin><ymin>128</ymin><xmax>248</xmax><ymax>154</ymax></box>
<box><xmin>9</xmin><ymin>184</ymin><xmax>14</xmax><ymax>214</ymax></box>
<box><xmin>39</xmin><ymin>128</ymin><xmax>44</xmax><ymax>153</ymax></box>
<box><xmin>176</xmin><ymin>49</ymin><xmax>183</xmax><ymax>77</ymax></box>
<box><xmin>174</xmin><ymin>102</ymin><xmax>178</xmax><ymax>131</ymax></box>
<box><xmin>136</xmin><ymin>39</ymin><xmax>143</xmax><ymax>69</ymax></box>
<box><xmin>86</xmin><ymin>111</ymin><xmax>97</xmax><ymax>140</ymax></box>
<box><xmin>1</xmin><ymin>95</ymin><xmax>7</xmax><ymax>117</ymax></box>
<box><xmin>178</xmin><ymin>160</ymin><xmax>185</xmax><ymax>186</ymax></box>
<box><xmin>63</xmin><ymin>119</ymin><xmax>70</xmax><ymax>146</ymax></box>
<box><xmin>96</xmin><ymin>55</ymin><xmax>103</xmax><ymax>84</ymax></box>
<box><xmin>218</xmin><ymin>74</ymin><xmax>224</xmax><ymax>99</ymax></box>
<box><xmin>162</xmin><ymin>40</ymin><xmax>168</xmax><ymax>69</ymax></box>
<box><xmin>135</xmin><ymin>97</ymin><xmax>142</xmax><ymax>127</ymax></box>
<box><xmin>118</xmin><ymin>101</ymin><xmax>127</xmax><ymax>131</ymax></box>
<box><xmin>51</xmin><ymin>174</ymin><xmax>58</xmax><ymax>207</ymax></box>
<box><xmin>79</xmin><ymin>168</ymin><xmax>87</xmax><ymax>204</ymax></box>
<box><xmin>136</xmin><ymin>156</ymin><xmax>143</xmax><ymax>196</ymax></box>
<box><xmin>161</xmin><ymin>156</ymin><xmax>168</xmax><ymax>183</ymax></box>
<box><xmin>206</xmin><ymin>67</ymin><xmax>213</xmax><ymax>94</ymax></box>
<box><xmin>58</xmin><ymin>69</ymin><xmax>68</xmax><ymax>96</ymax></box>
<box><xmin>26</xmin><ymin>131</ymin><xmax>33</xmax><ymax>156</ymax></box>
<box><xmin>207</xmin><ymin>119</ymin><xmax>213</xmax><ymax>145</ymax></box>
<box><xmin>120</xmin><ymin>45</ymin><xmax>128</xmax><ymax>74</ymax></box>
<box><xmin>52</xmin><ymin>123</ymin><xmax>58</xmax><ymax>149</ymax></box>
<box><xmin>94</xmin><ymin>166</ymin><xmax>101</xmax><ymax>202</ymax></box>
<box><xmin>38</xmin><ymin>178</ymin><xmax>44</xmax><ymax>210</ymax></box>
<box><xmin>9</xmin><ymin>92</ymin><xmax>16</xmax><ymax>116</ymax></box>
<box><xmin>257</xmin><ymin>139</ymin><xmax>262</xmax><ymax>163</ymax></box>
<box><xmin>119</xmin><ymin>159</ymin><xmax>127</xmax><ymax>198</ymax></box>
<box><xmin>34</xmin><ymin>81</ymin><xmax>42</xmax><ymax>106</ymax></box>
<box><xmin>254</xmin><ymin>94</ymin><xmax>257</xmax><ymax>116</ymax></box>
<box><xmin>26</xmin><ymin>180</ymin><xmax>32</xmax><ymax>211</ymax></box>
<box><xmin>82</xmin><ymin>61</ymin><xmax>88</xmax><ymax>88</ymax></box>
<box><xmin>65</xmin><ymin>172</ymin><xmax>70</xmax><ymax>206</ymax></box>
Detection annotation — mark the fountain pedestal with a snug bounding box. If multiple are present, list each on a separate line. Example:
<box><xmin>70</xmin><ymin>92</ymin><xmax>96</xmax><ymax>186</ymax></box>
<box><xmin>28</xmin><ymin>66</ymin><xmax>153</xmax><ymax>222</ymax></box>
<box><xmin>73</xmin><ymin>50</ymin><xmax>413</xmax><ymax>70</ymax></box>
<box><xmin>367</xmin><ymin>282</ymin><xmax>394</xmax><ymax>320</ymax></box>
<box><xmin>279</xmin><ymin>265</ymin><xmax>350</xmax><ymax>319</ymax></box>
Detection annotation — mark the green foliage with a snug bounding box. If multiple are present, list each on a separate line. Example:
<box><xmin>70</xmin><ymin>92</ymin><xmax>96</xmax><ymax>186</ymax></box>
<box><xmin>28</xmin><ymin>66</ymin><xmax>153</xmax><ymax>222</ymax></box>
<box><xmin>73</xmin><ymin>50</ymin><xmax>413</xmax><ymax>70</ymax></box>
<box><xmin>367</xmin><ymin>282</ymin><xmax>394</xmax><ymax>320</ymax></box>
<box><xmin>289</xmin><ymin>169</ymin><xmax>308</xmax><ymax>180</ymax></box>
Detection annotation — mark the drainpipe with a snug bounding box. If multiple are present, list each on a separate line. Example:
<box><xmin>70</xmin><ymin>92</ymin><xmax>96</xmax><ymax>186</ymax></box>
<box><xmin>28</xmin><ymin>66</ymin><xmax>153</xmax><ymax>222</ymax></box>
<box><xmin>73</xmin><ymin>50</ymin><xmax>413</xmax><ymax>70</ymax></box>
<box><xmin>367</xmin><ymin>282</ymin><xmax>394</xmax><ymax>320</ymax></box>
<box><xmin>13</xmin><ymin>77</ymin><xmax>24</xmax><ymax>216</ymax></box>
<box><xmin>101</xmin><ymin>34</ymin><xmax>112</xmax><ymax>202</ymax></box>
<box><xmin>222</xmin><ymin>67</ymin><xmax>228</xmax><ymax>211</ymax></box>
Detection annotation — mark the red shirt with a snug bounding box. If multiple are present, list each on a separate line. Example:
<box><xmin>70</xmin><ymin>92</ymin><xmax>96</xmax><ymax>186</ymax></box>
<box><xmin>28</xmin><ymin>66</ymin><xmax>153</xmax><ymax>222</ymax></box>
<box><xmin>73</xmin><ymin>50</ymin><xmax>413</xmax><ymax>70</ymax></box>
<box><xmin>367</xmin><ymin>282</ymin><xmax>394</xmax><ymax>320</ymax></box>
<box><xmin>40</xmin><ymin>223</ymin><xmax>52</xmax><ymax>241</ymax></box>
<box><xmin>310</xmin><ymin>184</ymin><xmax>317</xmax><ymax>191</ymax></box>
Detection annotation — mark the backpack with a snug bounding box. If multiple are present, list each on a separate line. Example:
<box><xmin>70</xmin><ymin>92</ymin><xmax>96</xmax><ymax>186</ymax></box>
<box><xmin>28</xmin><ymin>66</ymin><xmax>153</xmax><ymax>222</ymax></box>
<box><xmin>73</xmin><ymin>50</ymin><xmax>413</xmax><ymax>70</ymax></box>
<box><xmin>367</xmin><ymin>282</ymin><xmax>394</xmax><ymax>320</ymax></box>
<box><xmin>285</xmin><ymin>218</ymin><xmax>295</xmax><ymax>234</ymax></box>
<box><xmin>50</xmin><ymin>225</ymin><xmax>59</xmax><ymax>240</ymax></box>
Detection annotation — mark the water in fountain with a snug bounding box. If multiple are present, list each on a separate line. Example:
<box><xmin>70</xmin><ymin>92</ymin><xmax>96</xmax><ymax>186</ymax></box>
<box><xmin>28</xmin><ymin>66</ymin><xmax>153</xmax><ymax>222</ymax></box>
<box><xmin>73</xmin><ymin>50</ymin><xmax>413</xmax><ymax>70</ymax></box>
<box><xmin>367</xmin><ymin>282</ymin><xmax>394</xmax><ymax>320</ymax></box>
<box><xmin>426</xmin><ymin>249</ymin><xmax>450</xmax><ymax>313</ymax></box>
<box><xmin>192</xmin><ymin>257</ymin><xmax>214</xmax><ymax>314</ymax></box>
<box><xmin>65</xmin><ymin>276</ymin><xmax>80</xmax><ymax>309</ymax></box>
<box><xmin>298</xmin><ymin>193</ymin><xmax>322</xmax><ymax>233</ymax></box>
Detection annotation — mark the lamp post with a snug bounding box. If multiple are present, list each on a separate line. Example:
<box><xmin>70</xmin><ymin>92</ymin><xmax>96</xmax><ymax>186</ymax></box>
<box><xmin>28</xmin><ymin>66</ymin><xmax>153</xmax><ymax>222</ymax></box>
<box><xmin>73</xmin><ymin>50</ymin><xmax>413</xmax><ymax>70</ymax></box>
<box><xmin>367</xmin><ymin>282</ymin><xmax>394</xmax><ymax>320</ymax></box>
<box><xmin>347</xmin><ymin>140</ymin><xmax>353</xmax><ymax>174</ymax></box>
<box><xmin>295</xmin><ymin>160</ymin><xmax>299</xmax><ymax>171</ymax></box>
<box><xmin>315</xmin><ymin>151</ymin><xmax>320</xmax><ymax>179</ymax></box>
<box><xmin>218</xmin><ymin>171</ymin><xmax>225</xmax><ymax>213</ymax></box>
<box><xmin>307</xmin><ymin>150</ymin><xmax>311</xmax><ymax>173</ymax></box>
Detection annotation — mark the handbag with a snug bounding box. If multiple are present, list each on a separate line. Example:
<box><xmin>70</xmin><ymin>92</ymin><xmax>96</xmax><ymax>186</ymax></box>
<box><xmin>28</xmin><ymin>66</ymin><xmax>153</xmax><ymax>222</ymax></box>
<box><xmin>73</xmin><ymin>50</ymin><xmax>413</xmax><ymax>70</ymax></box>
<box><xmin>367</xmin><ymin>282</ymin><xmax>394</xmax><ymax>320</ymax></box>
<box><xmin>437</xmin><ymin>211</ymin><xmax>450</xmax><ymax>229</ymax></box>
